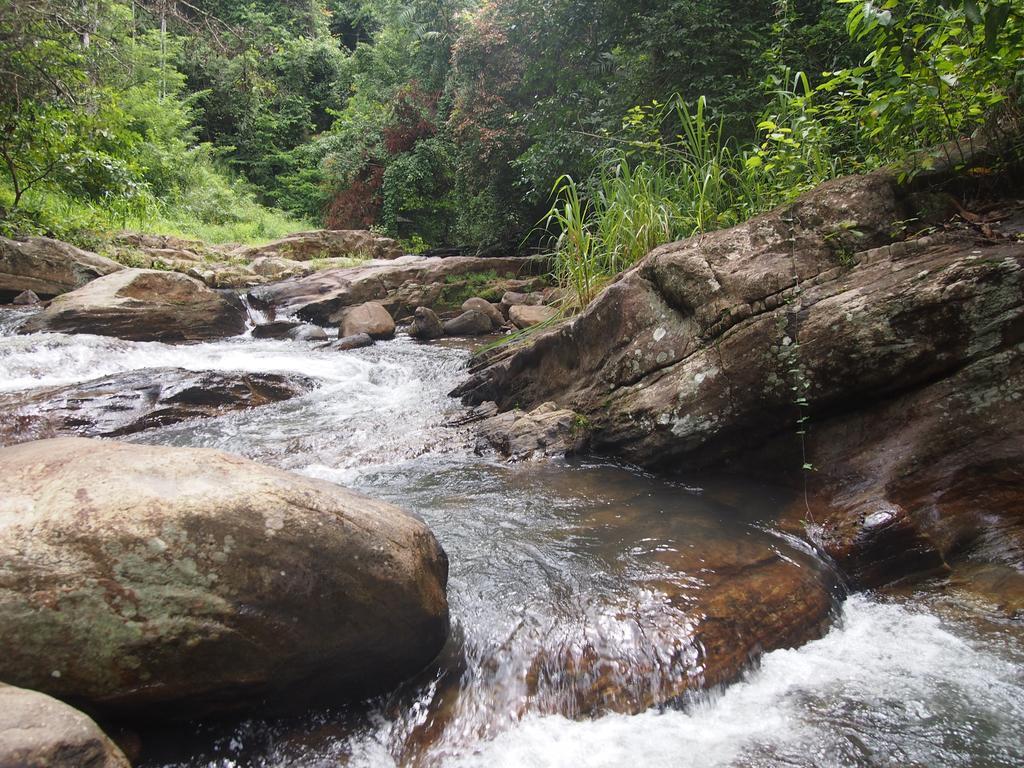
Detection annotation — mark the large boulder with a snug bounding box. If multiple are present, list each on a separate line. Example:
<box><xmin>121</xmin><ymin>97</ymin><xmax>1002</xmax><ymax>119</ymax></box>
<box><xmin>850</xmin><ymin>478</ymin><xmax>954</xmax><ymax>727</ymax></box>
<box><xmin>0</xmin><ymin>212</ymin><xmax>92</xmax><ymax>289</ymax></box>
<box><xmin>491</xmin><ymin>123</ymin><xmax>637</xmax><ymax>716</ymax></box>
<box><xmin>0</xmin><ymin>236</ymin><xmax>124</xmax><ymax>302</ymax></box>
<box><xmin>0</xmin><ymin>438</ymin><xmax>449</xmax><ymax>717</ymax></box>
<box><xmin>249</xmin><ymin>255</ymin><xmax>547</xmax><ymax>323</ymax></box>
<box><xmin>332</xmin><ymin>301</ymin><xmax>395</xmax><ymax>339</ymax></box>
<box><xmin>0</xmin><ymin>368</ymin><xmax>316</xmax><ymax>445</ymax></box>
<box><xmin>457</xmin><ymin>171</ymin><xmax>1024</xmax><ymax>589</ymax></box>
<box><xmin>442</xmin><ymin>309</ymin><xmax>493</xmax><ymax>337</ymax></box>
<box><xmin>409</xmin><ymin>306</ymin><xmax>443</xmax><ymax>340</ymax></box>
<box><xmin>0</xmin><ymin>683</ymin><xmax>130</xmax><ymax>768</ymax></box>
<box><xmin>461</xmin><ymin>297</ymin><xmax>504</xmax><ymax>329</ymax></box>
<box><xmin>18</xmin><ymin>269</ymin><xmax>247</xmax><ymax>342</ymax></box>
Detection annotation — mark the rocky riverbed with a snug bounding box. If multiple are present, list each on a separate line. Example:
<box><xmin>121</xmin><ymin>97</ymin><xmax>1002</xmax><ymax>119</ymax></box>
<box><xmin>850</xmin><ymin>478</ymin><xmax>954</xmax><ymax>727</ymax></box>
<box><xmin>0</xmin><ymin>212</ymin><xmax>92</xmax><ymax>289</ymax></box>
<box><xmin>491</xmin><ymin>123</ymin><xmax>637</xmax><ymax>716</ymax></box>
<box><xmin>1</xmin><ymin>196</ymin><xmax>1022</xmax><ymax>767</ymax></box>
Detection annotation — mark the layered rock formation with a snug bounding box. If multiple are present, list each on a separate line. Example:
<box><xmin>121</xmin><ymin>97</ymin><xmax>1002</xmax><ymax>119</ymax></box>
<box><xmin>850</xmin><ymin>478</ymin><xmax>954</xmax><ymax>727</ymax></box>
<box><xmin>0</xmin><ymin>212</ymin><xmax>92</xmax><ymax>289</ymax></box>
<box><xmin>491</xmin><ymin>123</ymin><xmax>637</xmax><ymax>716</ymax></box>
<box><xmin>250</xmin><ymin>255</ymin><xmax>545</xmax><ymax>323</ymax></box>
<box><xmin>19</xmin><ymin>269</ymin><xmax>247</xmax><ymax>341</ymax></box>
<box><xmin>457</xmin><ymin>171</ymin><xmax>1024</xmax><ymax>588</ymax></box>
<box><xmin>0</xmin><ymin>236</ymin><xmax>124</xmax><ymax>302</ymax></box>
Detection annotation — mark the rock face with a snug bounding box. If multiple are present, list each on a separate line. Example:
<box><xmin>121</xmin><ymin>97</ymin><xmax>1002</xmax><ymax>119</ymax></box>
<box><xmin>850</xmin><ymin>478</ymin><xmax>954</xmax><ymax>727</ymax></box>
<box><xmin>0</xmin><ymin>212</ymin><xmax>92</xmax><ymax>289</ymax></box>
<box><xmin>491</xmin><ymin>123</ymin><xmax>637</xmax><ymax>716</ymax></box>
<box><xmin>509</xmin><ymin>304</ymin><xmax>557</xmax><ymax>329</ymax></box>
<box><xmin>0</xmin><ymin>236</ymin><xmax>124</xmax><ymax>302</ymax></box>
<box><xmin>0</xmin><ymin>683</ymin><xmax>130</xmax><ymax>768</ymax></box>
<box><xmin>233</xmin><ymin>229</ymin><xmax>404</xmax><ymax>262</ymax></box>
<box><xmin>249</xmin><ymin>255</ymin><xmax>546</xmax><ymax>324</ymax></box>
<box><xmin>0</xmin><ymin>368</ymin><xmax>316</xmax><ymax>445</ymax></box>
<box><xmin>458</xmin><ymin>171</ymin><xmax>1024</xmax><ymax>589</ymax></box>
<box><xmin>0</xmin><ymin>438</ymin><xmax>449</xmax><ymax>718</ymax></box>
<box><xmin>443</xmin><ymin>309</ymin><xmax>493</xmax><ymax>337</ymax></box>
<box><xmin>333</xmin><ymin>301</ymin><xmax>395</xmax><ymax>339</ymax></box>
<box><xmin>409</xmin><ymin>306</ymin><xmax>443</xmax><ymax>340</ymax></box>
<box><xmin>18</xmin><ymin>268</ymin><xmax>247</xmax><ymax>342</ymax></box>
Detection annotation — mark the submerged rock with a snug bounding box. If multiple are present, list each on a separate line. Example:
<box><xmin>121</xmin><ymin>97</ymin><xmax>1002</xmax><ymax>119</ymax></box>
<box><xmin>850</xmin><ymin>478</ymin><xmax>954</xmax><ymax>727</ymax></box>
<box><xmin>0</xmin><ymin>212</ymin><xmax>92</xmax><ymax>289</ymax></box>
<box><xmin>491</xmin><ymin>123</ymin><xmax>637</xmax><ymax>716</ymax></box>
<box><xmin>458</xmin><ymin>171</ymin><xmax>1024</xmax><ymax>589</ymax></box>
<box><xmin>0</xmin><ymin>683</ymin><xmax>130</xmax><ymax>768</ymax></box>
<box><xmin>0</xmin><ymin>438</ymin><xmax>450</xmax><ymax>718</ymax></box>
<box><xmin>0</xmin><ymin>236</ymin><xmax>124</xmax><ymax>302</ymax></box>
<box><xmin>18</xmin><ymin>268</ymin><xmax>247</xmax><ymax>342</ymax></box>
<box><xmin>329</xmin><ymin>332</ymin><xmax>375</xmax><ymax>350</ymax></box>
<box><xmin>0</xmin><ymin>368</ymin><xmax>316</xmax><ymax>445</ymax></box>
<box><xmin>251</xmin><ymin>320</ymin><xmax>328</xmax><ymax>341</ymax></box>
<box><xmin>332</xmin><ymin>301</ymin><xmax>395</xmax><ymax>340</ymax></box>
<box><xmin>409</xmin><ymin>306</ymin><xmax>444</xmax><ymax>340</ymax></box>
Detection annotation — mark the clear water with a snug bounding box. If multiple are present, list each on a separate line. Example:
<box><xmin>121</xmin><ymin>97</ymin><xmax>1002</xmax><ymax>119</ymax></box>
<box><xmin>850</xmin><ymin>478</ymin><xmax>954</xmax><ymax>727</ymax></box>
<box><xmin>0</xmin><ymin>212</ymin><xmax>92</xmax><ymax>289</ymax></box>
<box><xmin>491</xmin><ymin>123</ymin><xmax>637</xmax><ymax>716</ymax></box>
<box><xmin>2</xmin><ymin>309</ymin><xmax>1021</xmax><ymax>768</ymax></box>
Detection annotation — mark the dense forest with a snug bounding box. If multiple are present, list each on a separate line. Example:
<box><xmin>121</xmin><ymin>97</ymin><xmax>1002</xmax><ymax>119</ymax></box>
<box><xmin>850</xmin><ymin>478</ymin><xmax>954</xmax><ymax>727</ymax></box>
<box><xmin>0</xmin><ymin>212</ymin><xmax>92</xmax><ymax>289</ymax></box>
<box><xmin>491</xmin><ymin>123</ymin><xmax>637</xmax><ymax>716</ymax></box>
<box><xmin>1</xmin><ymin>0</ymin><xmax>1021</xmax><ymax>270</ymax></box>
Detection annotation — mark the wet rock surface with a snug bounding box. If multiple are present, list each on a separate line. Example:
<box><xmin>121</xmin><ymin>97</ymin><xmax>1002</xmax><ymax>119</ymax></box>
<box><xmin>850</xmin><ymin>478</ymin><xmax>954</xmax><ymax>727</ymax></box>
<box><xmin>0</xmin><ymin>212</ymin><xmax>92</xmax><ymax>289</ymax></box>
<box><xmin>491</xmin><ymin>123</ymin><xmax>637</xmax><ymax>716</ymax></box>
<box><xmin>0</xmin><ymin>368</ymin><xmax>316</xmax><ymax>445</ymax></box>
<box><xmin>0</xmin><ymin>438</ymin><xmax>450</xmax><ymax>719</ymax></box>
<box><xmin>251</xmin><ymin>320</ymin><xmax>328</xmax><ymax>341</ymax></box>
<box><xmin>0</xmin><ymin>683</ymin><xmax>131</xmax><ymax>768</ymax></box>
<box><xmin>18</xmin><ymin>268</ymin><xmax>247</xmax><ymax>342</ymax></box>
<box><xmin>475</xmin><ymin>401</ymin><xmax>590</xmax><ymax>459</ymax></box>
<box><xmin>458</xmin><ymin>171</ymin><xmax>1024</xmax><ymax>589</ymax></box>
<box><xmin>1</xmin><ymin>236</ymin><xmax>124</xmax><ymax>302</ymax></box>
<box><xmin>332</xmin><ymin>301</ymin><xmax>396</xmax><ymax>340</ymax></box>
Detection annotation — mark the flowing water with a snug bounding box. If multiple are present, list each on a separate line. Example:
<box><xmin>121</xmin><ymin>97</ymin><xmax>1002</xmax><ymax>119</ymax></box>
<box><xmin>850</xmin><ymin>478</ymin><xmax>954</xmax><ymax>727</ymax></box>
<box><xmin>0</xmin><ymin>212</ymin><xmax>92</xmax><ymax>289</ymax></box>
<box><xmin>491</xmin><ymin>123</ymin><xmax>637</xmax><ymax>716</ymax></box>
<box><xmin>2</xmin><ymin>308</ymin><xmax>1022</xmax><ymax>767</ymax></box>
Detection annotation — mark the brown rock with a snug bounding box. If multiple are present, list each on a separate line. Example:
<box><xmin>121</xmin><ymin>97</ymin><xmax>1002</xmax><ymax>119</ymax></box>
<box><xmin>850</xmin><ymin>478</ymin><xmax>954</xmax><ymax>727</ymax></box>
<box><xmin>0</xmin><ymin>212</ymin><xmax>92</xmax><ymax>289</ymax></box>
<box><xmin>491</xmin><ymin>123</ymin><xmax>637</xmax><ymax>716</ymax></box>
<box><xmin>461</xmin><ymin>297</ymin><xmax>503</xmax><ymax>329</ymax></box>
<box><xmin>12</xmin><ymin>289</ymin><xmax>39</xmax><ymax>305</ymax></box>
<box><xmin>458</xmin><ymin>172</ymin><xmax>1024</xmax><ymax>590</ymax></box>
<box><xmin>249</xmin><ymin>255</ymin><xmax>546</xmax><ymax>324</ymax></box>
<box><xmin>443</xmin><ymin>309</ymin><xmax>493</xmax><ymax>337</ymax></box>
<box><xmin>0</xmin><ymin>683</ymin><xmax>130</xmax><ymax>768</ymax></box>
<box><xmin>409</xmin><ymin>306</ymin><xmax>443</xmax><ymax>340</ymax></box>
<box><xmin>0</xmin><ymin>438</ymin><xmax>449</xmax><ymax>718</ymax></box>
<box><xmin>477</xmin><ymin>402</ymin><xmax>589</xmax><ymax>459</ymax></box>
<box><xmin>233</xmin><ymin>229</ymin><xmax>404</xmax><ymax>262</ymax></box>
<box><xmin>18</xmin><ymin>268</ymin><xmax>247</xmax><ymax>342</ymax></box>
<box><xmin>509</xmin><ymin>304</ymin><xmax>558</xmax><ymax>329</ymax></box>
<box><xmin>332</xmin><ymin>301</ymin><xmax>395</xmax><ymax>340</ymax></box>
<box><xmin>0</xmin><ymin>236</ymin><xmax>123</xmax><ymax>302</ymax></box>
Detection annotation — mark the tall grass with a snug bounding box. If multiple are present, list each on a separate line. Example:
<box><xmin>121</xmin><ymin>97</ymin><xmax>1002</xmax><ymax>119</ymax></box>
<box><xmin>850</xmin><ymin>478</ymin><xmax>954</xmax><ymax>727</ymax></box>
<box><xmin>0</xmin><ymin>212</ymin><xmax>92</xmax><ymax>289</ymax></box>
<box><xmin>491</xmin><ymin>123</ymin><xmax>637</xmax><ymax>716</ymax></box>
<box><xmin>541</xmin><ymin>91</ymin><xmax>839</xmax><ymax>311</ymax></box>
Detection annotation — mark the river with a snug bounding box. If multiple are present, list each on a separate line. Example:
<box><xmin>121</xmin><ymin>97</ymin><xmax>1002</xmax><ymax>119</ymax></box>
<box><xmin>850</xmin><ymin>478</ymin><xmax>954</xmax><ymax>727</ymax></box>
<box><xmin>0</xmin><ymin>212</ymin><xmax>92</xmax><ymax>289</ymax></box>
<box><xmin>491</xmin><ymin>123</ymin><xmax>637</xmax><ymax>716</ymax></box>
<box><xmin>1</xmin><ymin>309</ymin><xmax>1022</xmax><ymax>767</ymax></box>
